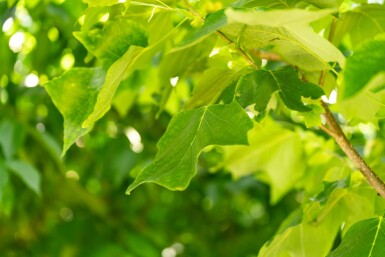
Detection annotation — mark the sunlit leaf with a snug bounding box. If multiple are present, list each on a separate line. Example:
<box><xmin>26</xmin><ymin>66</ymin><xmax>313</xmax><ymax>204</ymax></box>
<box><xmin>342</xmin><ymin>39</ymin><xmax>385</xmax><ymax>98</ymax></box>
<box><xmin>328</xmin><ymin>213</ymin><xmax>385</xmax><ymax>257</ymax></box>
<box><xmin>6</xmin><ymin>160</ymin><xmax>41</xmax><ymax>195</ymax></box>
<box><xmin>221</xmin><ymin>118</ymin><xmax>305</xmax><ymax>203</ymax></box>
<box><xmin>45</xmin><ymin>68</ymin><xmax>105</xmax><ymax>154</ymax></box>
<box><xmin>302</xmin><ymin>0</ymin><xmax>343</xmax><ymax>8</ymax></box>
<box><xmin>85</xmin><ymin>0</ymin><xmax>129</xmax><ymax>7</ymax></box>
<box><xmin>126</xmin><ymin>101</ymin><xmax>253</xmax><ymax>194</ymax></box>
<box><xmin>236</xmin><ymin>67</ymin><xmax>324</xmax><ymax>112</ymax></box>
<box><xmin>333</xmin><ymin>5</ymin><xmax>385</xmax><ymax>50</ymax></box>
<box><xmin>223</xmin><ymin>8</ymin><xmax>345</xmax><ymax>71</ymax></box>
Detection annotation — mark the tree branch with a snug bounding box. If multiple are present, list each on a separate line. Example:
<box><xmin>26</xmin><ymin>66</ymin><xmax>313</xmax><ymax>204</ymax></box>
<box><xmin>182</xmin><ymin>3</ymin><xmax>385</xmax><ymax>198</ymax></box>
<box><xmin>320</xmin><ymin>102</ymin><xmax>385</xmax><ymax>198</ymax></box>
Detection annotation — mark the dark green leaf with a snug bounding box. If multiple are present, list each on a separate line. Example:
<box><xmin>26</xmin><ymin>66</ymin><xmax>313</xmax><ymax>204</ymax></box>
<box><xmin>126</xmin><ymin>101</ymin><xmax>253</xmax><ymax>194</ymax></box>
<box><xmin>0</xmin><ymin>120</ymin><xmax>24</xmax><ymax>160</ymax></box>
<box><xmin>44</xmin><ymin>68</ymin><xmax>105</xmax><ymax>154</ymax></box>
<box><xmin>328</xmin><ymin>213</ymin><xmax>385</xmax><ymax>257</ymax></box>
<box><xmin>236</xmin><ymin>67</ymin><xmax>324</xmax><ymax>112</ymax></box>
<box><xmin>0</xmin><ymin>162</ymin><xmax>8</xmax><ymax>202</ymax></box>
<box><xmin>7</xmin><ymin>160</ymin><xmax>41</xmax><ymax>195</ymax></box>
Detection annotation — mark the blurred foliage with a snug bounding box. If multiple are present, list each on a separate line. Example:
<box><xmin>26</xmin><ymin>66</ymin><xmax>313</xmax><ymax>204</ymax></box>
<box><xmin>1</xmin><ymin>0</ymin><xmax>385</xmax><ymax>256</ymax></box>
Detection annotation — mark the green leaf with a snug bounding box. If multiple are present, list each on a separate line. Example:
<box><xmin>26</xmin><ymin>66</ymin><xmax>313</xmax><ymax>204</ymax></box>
<box><xmin>302</xmin><ymin>103</ymin><xmax>325</xmax><ymax>127</ymax></box>
<box><xmin>6</xmin><ymin>160</ymin><xmax>41</xmax><ymax>195</ymax></box>
<box><xmin>328</xmin><ymin>213</ymin><xmax>385</xmax><ymax>257</ymax></box>
<box><xmin>302</xmin><ymin>0</ymin><xmax>343</xmax><ymax>8</ymax></box>
<box><xmin>236</xmin><ymin>67</ymin><xmax>324</xmax><ymax>112</ymax></box>
<box><xmin>0</xmin><ymin>162</ymin><xmax>8</xmax><ymax>202</ymax></box>
<box><xmin>85</xmin><ymin>0</ymin><xmax>128</xmax><ymax>7</ymax></box>
<box><xmin>44</xmin><ymin>68</ymin><xmax>105</xmax><ymax>155</ymax></box>
<box><xmin>221</xmin><ymin>118</ymin><xmax>306</xmax><ymax>203</ymax></box>
<box><xmin>83</xmin><ymin>18</ymin><xmax>187</xmax><ymax>128</ymax></box>
<box><xmin>231</xmin><ymin>0</ymin><xmax>300</xmax><ymax>8</ymax></box>
<box><xmin>126</xmin><ymin>101</ymin><xmax>253</xmax><ymax>194</ymax></box>
<box><xmin>186</xmin><ymin>67</ymin><xmax>237</xmax><ymax>109</ymax></box>
<box><xmin>181</xmin><ymin>9</ymin><xmax>227</xmax><ymax>47</ymax></box>
<box><xmin>333</xmin><ymin>5</ymin><xmax>385</xmax><ymax>50</ymax></box>
<box><xmin>73</xmin><ymin>18</ymin><xmax>147</xmax><ymax>67</ymax></box>
<box><xmin>343</xmin><ymin>39</ymin><xmax>385</xmax><ymax>98</ymax></box>
<box><xmin>0</xmin><ymin>120</ymin><xmax>24</xmax><ymax>160</ymax></box>
<box><xmin>223</xmin><ymin>8</ymin><xmax>345</xmax><ymax>71</ymax></box>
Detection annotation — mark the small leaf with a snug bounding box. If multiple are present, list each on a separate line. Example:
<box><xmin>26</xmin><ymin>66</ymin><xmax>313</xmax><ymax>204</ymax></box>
<box><xmin>44</xmin><ymin>68</ymin><xmax>105</xmax><ymax>155</ymax></box>
<box><xmin>302</xmin><ymin>103</ymin><xmax>325</xmax><ymax>127</ymax></box>
<box><xmin>6</xmin><ymin>160</ymin><xmax>41</xmax><ymax>195</ymax></box>
<box><xmin>343</xmin><ymin>39</ymin><xmax>385</xmax><ymax>98</ymax></box>
<box><xmin>126</xmin><ymin>101</ymin><xmax>253</xmax><ymax>194</ymax></box>
<box><xmin>223</xmin><ymin>8</ymin><xmax>345</xmax><ymax>71</ymax></box>
<box><xmin>236</xmin><ymin>67</ymin><xmax>324</xmax><ymax>112</ymax></box>
<box><xmin>0</xmin><ymin>120</ymin><xmax>24</xmax><ymax>160</ymax></box>
<box><xmin>328</xmin><ymin>213</ymin><xmax>385</xmax><ymax>257</ymax></box>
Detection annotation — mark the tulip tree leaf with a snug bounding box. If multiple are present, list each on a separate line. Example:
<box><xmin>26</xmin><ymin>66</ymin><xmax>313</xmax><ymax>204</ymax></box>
<box><xmin>223</xmin><ymin>8</ymin><xmax>345</xmax><ymax>71</ymax></box>
<box><xmin>73</xmin><ymin>18</ymin><xmax>148</xmax><ymax>68</ymax></box>
<box><xmin>45</xmin><ymin>68</ymin><xmax>105</xmax><ymax>155</ymax></box>
<box><xmin>6</xmin><ymin>160</ymin><xmax>41</xmax><ymax>195</ymax></box>
<box><xmin>126</xmin><ymin>101</ymin><xmax>253</xmax><ymax>194</ymax></box>
<box><xmin>328</xmin><ymin>213</ymin><xmax>385</xmax><ymax>257</ymax></box>
<box><xmin>236</xmin><ymin>67</ymin><xmax>324</xmax><ymax>112</ymax></box>
<box><xmin>343</xmin><ymin>39</ymin><xmax>385</xmax><ymax>98</ymax></box>
<box><xmin>333</xmin><ymin>5</ymin><xmax>385</xmax><ymax>50</ymax></box>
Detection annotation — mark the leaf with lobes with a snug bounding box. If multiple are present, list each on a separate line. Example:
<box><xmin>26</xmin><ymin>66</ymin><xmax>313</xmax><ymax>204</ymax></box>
<box><xmin>126</xmin><ymin>101</ymin><xmax>253</xmax><ymax>194</ymax></box>
<box><xmin>328</xmin><ymin>213</ymin><xmax>385</xmax><ymax>257</ymax></box>
<box><xmin>44</xmin><ymin>68</ymin><xmax>105</xmax><ymax>155</ymax></box>
<box><xmin>236</xmin><ymin>67</ymin><xmax>324</xmax><ymax>113</ymax></box>
<box><xmin>223</xmin><ymin>8</ymin><xmax>345</xmax><ymax>71</ymax></box>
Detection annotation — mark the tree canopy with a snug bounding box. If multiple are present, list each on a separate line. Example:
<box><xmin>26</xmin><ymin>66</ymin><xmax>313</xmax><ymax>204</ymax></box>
<box><xmin>1</xmin><ymin>0</ymin><xmax>385</xmax><ymax>256</ymax></box>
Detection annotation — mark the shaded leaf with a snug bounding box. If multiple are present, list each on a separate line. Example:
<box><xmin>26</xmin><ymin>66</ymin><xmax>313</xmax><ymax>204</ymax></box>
<box><xmin>126</xmin><ymin>101</ymin><xmax>253</xmax><ymax>194</ymax></box>
<box><xmin>186</xmin><ymin>67</ymin><xmax>237</xmax><ymax>109</ymax></box>
<box><xmin>333</xmin><ymin>5</ymin><xmax>385</xmax><ymax>50</ymax></box>
<box><xmin>45</xmin><ymin>68</ymin><xmax>105</xmax><ymax>154</ymax></box>
<box><xmin>0</xmin><ymin>162</ymin><xmax>8</xmax><ymax>202</ymax></box>
<box><xmin>0</xmin><ymin>120</ymin><xmax>24</xmax><ymax>160</ymax></box>
<box><xmin>7</xmin><ymin>160</ymin><xmax>41</xmax><ymax>195</ymax></box>
<box><xmin>328</xmin><ymin>213</ymin><xmax>385</xmax><ymax>257</ymax></box>
<box><xmin>223</xmin><ymin>8</ymin><xmax>345</xmax><ymax>70</ymax></box>
<box><xmin>236</xmin><ymin>67</ymin><xmax>324</xmax><ymax>112</ymax></box>
<box><xmin>74</xmin><ymin>18</ymin><xmax>147</xmax><ymax>67</ymax></box>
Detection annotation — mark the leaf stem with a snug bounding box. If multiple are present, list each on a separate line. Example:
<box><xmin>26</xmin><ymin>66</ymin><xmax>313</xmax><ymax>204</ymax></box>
<box><xmin>182</xmin><ymin>0</ymin><xmax>259</xmax><ymax>69</ymax></box>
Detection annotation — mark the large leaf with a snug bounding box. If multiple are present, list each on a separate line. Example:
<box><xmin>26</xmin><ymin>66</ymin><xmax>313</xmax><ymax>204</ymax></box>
<box><xmin>302</xmin><ymin>0</ymin><xmax>343</xmax><ymax>8</ymax></box>
<box><xmin>45</xmin><ymin>68</ymin><xmax>105</xmax><ymax>154</ymax></box>
<box><xmin>74</xmin><ymin>18</ymin><xmax>147</xmax><ymax>67</ymax></box>
<box><xmin>236</xmin><ymin>67</ymin><xmax>324</xmax><ymax>112</ymax></box>
<box><xmin>223</xmin><ymin>8</ymin><xmax>345</xmax><ymax>71</ymax></box>
<box><xmin>333</xmin><ymin>5</ymin><xmax>385</xmax><ymax>50</ymax></box>
<box><xmin>126</xmin><ymin>101</ymin><xmax>253</xmax><ymax>194</ymax></box>
<box><xmin>328</xmin><ymin>213</ymin><xmax>385</xmax><ymax>257</ymax></box>
<box><xmin>342</xmin><ymin>39</ymin><xmax>385</xmax><ymax>98</ymax></box>
<box><xmin>6</xmin><ymin>160</ymin><xmax>41</xmax><ymax>195</ymax></box>
<box><xmin>221</xmin><ymin>118</ymin><xmax>305</xmax><ymax>203</ymax></box>
<box><xmin>230</xmin><ymin>0</ymin><xmax>300</xmax><ymax>8</ymax></box>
